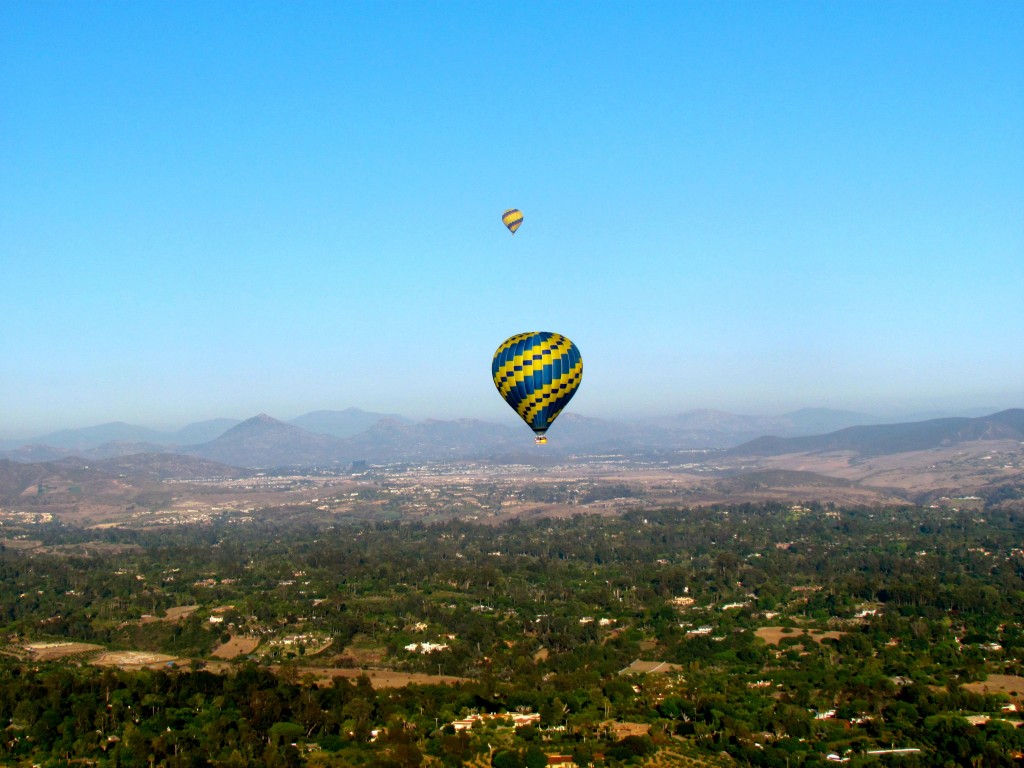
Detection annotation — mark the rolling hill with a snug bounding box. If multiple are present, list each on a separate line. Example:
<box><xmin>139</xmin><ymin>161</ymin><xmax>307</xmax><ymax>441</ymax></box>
<box><xmin>0</xmin><ymin>455</ymin><xmax>250</xmax><ymax>500</ymax></box>
<box><xmin>729</xmin><ymin>409</ymin><xmax>1024</xmax><ymax>457</ymax></box>
<box><xmin>182</xmin><ymin>414</ymin><xmax>348</xmax><ymax>467</ymax></box>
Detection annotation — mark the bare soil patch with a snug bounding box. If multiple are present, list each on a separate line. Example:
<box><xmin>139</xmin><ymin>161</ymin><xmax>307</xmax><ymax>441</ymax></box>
<box><xmin>604</xmin><ymin>721</ymin><xmax>651</xmax><ymax>740</ymax></box>
<box><xmin>92</xmin><ymin>651</ymin><xmax>180</xmax><ymax>669</ymax></box>
<box><xmin>298</xmin><ymin>666</ymin><xmax>469</xmax><ymax>689</ymax></box>
<box><xmin>25</xmin><ymin>641</ymin><xmax>104</xmax><ymax>660</ymax></box>
<box><xmin>212</xmin><ymin>635</ymin><xmax>260</xmax><ymax>659</ymax></box>
<box><xmin>756</xmin><ymin>627</ymin><xmax>845</xmax><ymax>646</ymax></box>
<box><xmin>964</xmin><ymin>674</ymin><xmax>1024</xmax><ymax>701</ymax></box>
<box><xmin>163</xmin><ymin>605</ymin><xmax>199</xmax><ymax>621</ymax></box>
<box><xmin>139</xmin><ymin>605</ymin><xmax>199</xmax><ymax>624</ymax></box>
<box><xmin>621</xmin><ymin>660</ymin><xmax>684</xmax><ymax>675</ymax></box>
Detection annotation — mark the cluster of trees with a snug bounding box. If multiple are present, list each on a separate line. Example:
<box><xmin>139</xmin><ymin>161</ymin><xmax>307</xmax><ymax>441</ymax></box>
<box><xmin>0</xmin><ymin>662</ymin><xmax>464</xmax><ymax>766</ymax></box>
<box><xmin>0</xmin><ymin>501</ymin><xmax>1022</xmax><ymax>765</ymax></box>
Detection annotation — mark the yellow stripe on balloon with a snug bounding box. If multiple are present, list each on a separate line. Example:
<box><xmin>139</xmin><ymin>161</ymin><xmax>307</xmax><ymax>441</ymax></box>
<box><xmin>502</xmin><ymin>208</ymin><xmax>524</xmax><ymax>234</ymax></box>
<box><xmin>520</xmin><ymin>359</ymin><xmax>583</xmax><ymax>423</ymax></box>
<box><xmin>493</xmin><ymin>336</ymin><xmax>573</xmax><ymax>398</ymax></box>
<box><xmin>492</xmin><ymin>331</ymin><xmax>582</xmax><ymax>438</ymax></box>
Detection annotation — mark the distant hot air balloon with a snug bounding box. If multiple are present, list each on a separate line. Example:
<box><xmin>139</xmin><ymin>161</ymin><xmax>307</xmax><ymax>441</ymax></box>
<box><xmin>492</xmin><ymin>332</ymin><xmax>582</xmax><ymax>443</ymax></box>
<box><xmin>501</xmin><ymin>208</ymin><xmax>524</xmax><ymax>235</ymax></box>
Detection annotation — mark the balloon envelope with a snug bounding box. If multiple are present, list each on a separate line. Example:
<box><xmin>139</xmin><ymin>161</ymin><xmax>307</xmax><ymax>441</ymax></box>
<box><xmin>492</xmin><ymin>331</ymin><xmax>582</xmax><ymax>436</ymax></box>
<box><xmin>501</xmin><ymin>208</ymin><xmax>524</xmax><ymax>235</ymax></box>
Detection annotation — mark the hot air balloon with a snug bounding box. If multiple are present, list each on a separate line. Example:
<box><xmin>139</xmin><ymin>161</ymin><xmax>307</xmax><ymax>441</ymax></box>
<box><xmin>501</xmin><ymin>208</ymin><xmax>524</xmax><ymax>235</ymax></box>
<box><xmin>492</xmin><ymin>331</ymin><xmax>582</xmax><ymax>443</ymax></box>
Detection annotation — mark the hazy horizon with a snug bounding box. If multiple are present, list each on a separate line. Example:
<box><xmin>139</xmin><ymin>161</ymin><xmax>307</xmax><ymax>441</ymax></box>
<box><xmin>2</xmin><ymin>399</ymin><xmax>1021</xmax><ymax>443</ymax></box>
<box><xmin>3</xmin><ymin>3</ymin><xmax>1022</xmax><ymax>440</ymax></box>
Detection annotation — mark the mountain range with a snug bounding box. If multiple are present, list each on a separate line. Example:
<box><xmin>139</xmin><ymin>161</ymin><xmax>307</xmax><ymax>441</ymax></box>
<box><xmin>0</xmin><ymin>407</ymin><xmax>416</xmax><ymax>453</ymax></box>
<box><xmin>1</xmin><ymin>407</ymin><xmax>1021</xmax><ymax>469</ymax></box>
<box><xmin>728</xmin><ymin>408</ymin><xmax>1024</xmax><ymax>458</ymax></box>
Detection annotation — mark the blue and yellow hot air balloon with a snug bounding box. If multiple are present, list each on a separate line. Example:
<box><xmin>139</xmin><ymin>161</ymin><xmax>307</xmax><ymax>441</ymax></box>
<box><xmin>501</xmin><ymin>208</ymin><xmax>524</xmax><ymax>235</ymax></box>
<box><xmin>492</xmin><ymin>332</ymin><xmax>582</xmax><ymax>444</ymax></box>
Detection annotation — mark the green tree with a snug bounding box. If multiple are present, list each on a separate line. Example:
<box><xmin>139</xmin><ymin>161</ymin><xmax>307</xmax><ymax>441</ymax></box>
<box><xmin>524</xmin><ymin>744</ymin><xmax>547</xmax><ymax>768</ymax></box>
<box><xmin>492</xmin><ymin>748</ymin><xmax>524</xmax><ymax>768</ymax></box>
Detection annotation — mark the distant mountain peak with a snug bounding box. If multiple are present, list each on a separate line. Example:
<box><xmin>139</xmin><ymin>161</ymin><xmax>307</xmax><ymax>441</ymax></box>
<box><xmin>213</xmin><ymin>414</ymin><xmax>307</xmax><ymax>442</ymax></box>
<box><xmin>234</xmin><ymin>413</ymin><xmax>288</xmax><ymax>428</ymax></box>
<box><xmin>186</xmin><ymin>414</ymin><xmax>344</xmax><ymax>468</ymax></box>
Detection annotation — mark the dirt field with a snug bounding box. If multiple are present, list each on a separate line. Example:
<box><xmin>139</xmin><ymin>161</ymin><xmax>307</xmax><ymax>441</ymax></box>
<box><xmin>92</xmin><ymin>651</ymin><xmax>181</xmax><ymax>669</ymax></box>
<box><xmin>964</xmin><ymin>674</ymin><xmax>1024</xmax><ymax>701</ymax></box>
<box><xmin>25</xmin><ymin>641</ymin><xmax>104</xmax><ymax>660</ymax></box>
<box><xmin>298</xmin><ymin>666</ymin><xmax>469</xmax><ymax>688</ymax></box>
<box><xmin>755</xmin><ymin>627</ymin><xmax>845</xmax><ymax>646</ymax></box>
<box><xmin>165</xmin><ymin>605</ymin><xmax>199</xmax><ymax>621</ymax></box>
<box><xmin>604</xmin><ymin>721</ymin><xmax>651</xmax><ymax>739</ymax></box>
<box><xmin>139</xmin><ymin>605</ymin><xmax>199</xmax><ymax>624</ymax></box>
<box><xmin>212</xmin><ymin>635</ymin><xmax>260</xmax><ymax>659</ymax></box>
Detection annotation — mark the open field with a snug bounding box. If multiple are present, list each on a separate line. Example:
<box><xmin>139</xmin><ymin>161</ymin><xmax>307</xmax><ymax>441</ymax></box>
<box><xmin>14</xmin><ymin>637</ymin><xmax>466</xmax><ymax>689</ymax></box>
<box><xmin>212</xmin><ymin>634</ymin><xmax>260</xmax><ymax>659</ymax></box>
<box><xmin>621</xmin><ymin>660</ymin><xmax>684</xmax><ymax>675</ymax></box>
<box><xmin>164</xmin><ymin>605</ymin><xmax>199</xmax><ymax>621</ymax></box>
<box><xmin>25</xmin><ymin>641</ymin><xmax>105</xmax><ymax>660</ymax></box>
<box><xmin>297</xmin><ymin>666</ymin><xmax>469</xmax><ymax>689</ymax></box>
<box><xmin>734</xmin><ymin>440</ymin><xmax>1024</xmax><ymax>501</ymax></box>
<box><xmin>605</xmin><ymin>721</ymin><xmax>651</xmax><ymax>739</ymax></box>
<box><xmin>138</xmin><ymin>604</ymin><xmax>199</xmax><ymax>624</ymax></box>
<box><xmin>964</xmin><ymin>674</ymin><xmax>1024</xmax><ymax>702</ymax></box>
<box><xmin>92</xmin><ymin>650</ymin><xmax>181</xmax><ymax>668</ymax></box>
<box><xmin>755</xmin><ymin>627</ymin><xmax>845</xmax><ymax>646</ymax></box>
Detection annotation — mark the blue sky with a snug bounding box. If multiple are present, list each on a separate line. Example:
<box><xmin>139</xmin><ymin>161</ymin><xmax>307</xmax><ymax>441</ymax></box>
<box><xmin>2</xmin><ymin>1</ymin><xmax>1022</xmax><ymax>437</ymax></box>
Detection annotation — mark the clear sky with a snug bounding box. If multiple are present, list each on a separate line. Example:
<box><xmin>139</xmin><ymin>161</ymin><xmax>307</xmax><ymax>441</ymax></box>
<box><xmin>2</xmin><ymin>1</ymin><xmax>1022</xmax><ymax>437</ymax></box>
